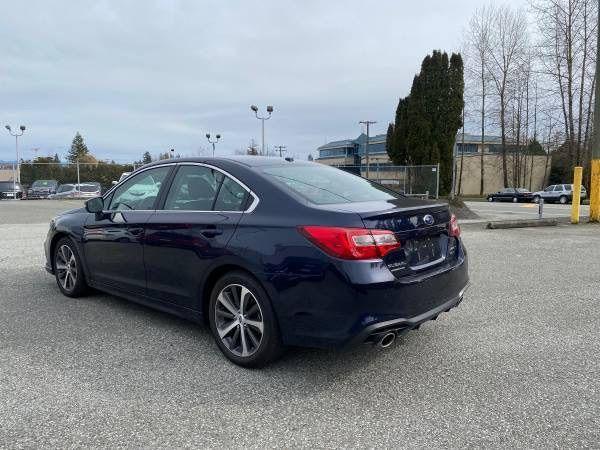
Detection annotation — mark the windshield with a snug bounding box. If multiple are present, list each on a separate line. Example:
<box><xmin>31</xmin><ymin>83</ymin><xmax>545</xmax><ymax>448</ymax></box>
<box><xmin>262</xmin><ymin>164</ymin><xmax>403</xmax><ymax>204</ymax></box>
<box><xmin>32</xmin><ymin>180</ymin><xmax>57</xmax><ymax>188</ymax></box>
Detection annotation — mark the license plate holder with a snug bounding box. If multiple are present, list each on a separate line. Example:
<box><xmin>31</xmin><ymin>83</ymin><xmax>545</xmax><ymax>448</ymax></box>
<box><xmin>404</xmin><ymin>236</ymin><xmax>442</xmax><ymax>268</ymax></box>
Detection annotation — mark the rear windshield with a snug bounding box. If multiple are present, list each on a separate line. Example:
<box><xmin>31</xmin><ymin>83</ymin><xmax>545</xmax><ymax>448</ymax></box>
<box><xmin>57</xmin><ymin>184</ymin><xmax>74</xmax><ymax>193</ymax></box>
<box><xmin>79</xmin><ymin>184</ymin><xmax>100</xmax><ymax>192</ymax></box>
<box><xmin>0</xmin><ymin>182</ymin><xmax>21</xmax><ymax>190</ymax></box>
<box><xmin>262</xmin><ymin>164</ymin><xmax>402</xmax><ymax>204</ymax></box>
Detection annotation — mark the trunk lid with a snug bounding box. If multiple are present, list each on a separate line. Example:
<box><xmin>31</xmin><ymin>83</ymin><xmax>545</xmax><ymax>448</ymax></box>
<box><xmin>319</xmin><ymin>197</ymin><xmax>455</xmax><ymax>276</ymax></box>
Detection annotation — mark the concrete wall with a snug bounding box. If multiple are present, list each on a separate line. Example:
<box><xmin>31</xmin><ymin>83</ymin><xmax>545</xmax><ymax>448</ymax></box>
<box><xmin>455</xmin><ymin>154</ymin><xmax>551</xmax><ymax>195</ymax></box>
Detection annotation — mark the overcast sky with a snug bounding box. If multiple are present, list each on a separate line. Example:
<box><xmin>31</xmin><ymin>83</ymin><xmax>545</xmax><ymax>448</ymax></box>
<box><xmin>0</xmin><ymin>0</ymin><xmax>526</xmax><ymax>163</ymax></box>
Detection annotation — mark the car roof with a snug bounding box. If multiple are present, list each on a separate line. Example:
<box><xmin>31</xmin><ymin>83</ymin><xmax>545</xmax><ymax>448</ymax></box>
<box><xmin>142</xmin><ymin>156</ymin><xmax>307</xmax><ymax>170</ymax></box>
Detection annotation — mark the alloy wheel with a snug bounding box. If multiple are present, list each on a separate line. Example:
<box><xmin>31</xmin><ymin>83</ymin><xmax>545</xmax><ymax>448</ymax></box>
<box><xmin>55</xmin><ymin>244</ymin><xmax>78</xmax><ymax>292</ymax></box>
<box><xmin>214</xmin><ymin>283</ymin><xmax>264</xmax><ymax>357</ymax></box>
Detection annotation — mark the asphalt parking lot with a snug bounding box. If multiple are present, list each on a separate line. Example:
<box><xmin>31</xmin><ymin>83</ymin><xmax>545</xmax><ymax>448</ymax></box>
<box><xmin>1</xmin><ymin>200</ymin><xmax>599</xmax><ymax>447</ymax></box>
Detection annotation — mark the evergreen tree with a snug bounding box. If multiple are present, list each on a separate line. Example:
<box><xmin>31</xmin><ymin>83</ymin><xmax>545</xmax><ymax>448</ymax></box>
<box><xmin>307</xmin><ymin>154</ymin><xmax>314</xmax><ymax>161</ymax></box>
<box><xmin>385</xmin><ymin>123</ymin><xmax>395</xmax><ymax>158</ymax></box>
<box><xmin>387</xmin><ymin>50</ymin><xmax>464</xmax><ymax>194</ymax></box>
<box><xmin>142</xmin><ymin>151</ymin><xmax>152</xmax><ymax>164</ymax></box>
<box><xmin>67</xmin><ymin>132</ymin><xmax>90</xmax><ymax>163</ymax></box>
<box><xmin>53</xmin><ymin>153</ymin><xmax>60</xmax><ymax>163</ymax></box>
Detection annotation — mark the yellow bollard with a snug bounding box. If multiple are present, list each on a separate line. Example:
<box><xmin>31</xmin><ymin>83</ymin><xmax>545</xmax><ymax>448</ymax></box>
<box><xmin>591</xmin><ymin>160</ymin><xmax>600</xmax><ymax>222</ymax></box>
<box><xmin>571</xmin><ymin>167</ymin><xmax>583</xmax><ymax>224</ymax></box>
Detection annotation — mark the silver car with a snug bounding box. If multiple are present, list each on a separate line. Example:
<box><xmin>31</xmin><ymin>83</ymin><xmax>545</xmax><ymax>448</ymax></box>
<box><xmin>532</xmin><ymin>184</ymin><xmax>587</xmax><ymax>204</ymax></box>
<box><xmin>50</xmin><ymin>183</ymin><xmax>102</xmax><ymax>199</ymax></box>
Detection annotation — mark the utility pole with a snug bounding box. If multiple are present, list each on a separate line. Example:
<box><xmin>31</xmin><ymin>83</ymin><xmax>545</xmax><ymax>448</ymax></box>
<box><xmin>274</xmin><ymin>145</ymin><xmax>286</xmax><ymax>157</ymax></box>
<box><xmin>590</xmin><ymin>3</ymin><xmax>600</xmax><ymax>222</ymax></box>
<box><xmin>359</xmin><ymin>120</ymin><xmax>376</xmax><ymax>179</ymax></box>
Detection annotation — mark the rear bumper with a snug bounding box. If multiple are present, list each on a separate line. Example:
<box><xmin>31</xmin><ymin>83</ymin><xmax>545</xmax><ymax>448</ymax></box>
<box><xmin>274</xmin><ymin>243</ymin><xmax>469</xmax><ymax>349</ymax></box>
<box><xmin>346</xmin><ymin>283</ymin><xmax>469</xmax><ymax>347</ymax></box>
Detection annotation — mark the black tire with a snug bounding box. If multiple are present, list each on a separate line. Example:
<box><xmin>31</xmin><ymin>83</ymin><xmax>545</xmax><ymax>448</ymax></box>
<box><xmin>487</xmin><ymin>196</ymin><xmax>494</xmax><ymax>202</ymax></box>
<box><xmin>559</xmin><ymin>195</ymin><xmax>568</xmax><ymax>205</ymax></box>
<box><xmin>53</xmin><ymin>237</ymin><xmax>88</xmax><ymax>297</ymax></box>
<box><xmin>533</xmin><ymin>196</ymin><xmax>540</xmax><ymax>204</ymax></box>
<box><xmin>512</xmin><ymin>197</ymin><xmax>518</xmax><ymax>203</ymax></box>
<box><xmin>208</xmin><ymin>271</ymin><xmax>283</xmax><ymax>368</ymax></box>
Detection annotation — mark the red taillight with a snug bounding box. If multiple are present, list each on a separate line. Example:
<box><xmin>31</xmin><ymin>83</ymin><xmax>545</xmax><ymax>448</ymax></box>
<box><xmin>298</xmin><ymin>226</ymin><xmax>400</xmax><ymax>260</ymax></box>
<box><xmin>449</xmin><ymin>213</ymin><xmax>461</xmax><ymax>237</ymax></box>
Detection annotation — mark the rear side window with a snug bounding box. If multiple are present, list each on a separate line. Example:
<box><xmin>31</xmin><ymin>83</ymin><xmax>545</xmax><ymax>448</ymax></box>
<box><xmin>262</xmin><ymin>164</ymin><xmax>402</xmax><ymax>204</ymax></box>
<box><xmin>213</xmin><ymin>177</ymin><xmax>248</xmax><ymax>211</ymax></box>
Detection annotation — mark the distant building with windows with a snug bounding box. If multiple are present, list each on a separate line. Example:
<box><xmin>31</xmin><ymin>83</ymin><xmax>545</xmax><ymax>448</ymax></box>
<box><xmin>316</xmin><ymin>133</ymin><xmax>389</xmax><ymax>166</ymax></box>
<box><xmin>316</xmin><ymin>132</ymin><xmax>551</xmax><ymax>194</ymax></box>
<box><xmin>316</xmin><ymin>132</ymin><xmax>507</xmax><ymax>166</ymax></box>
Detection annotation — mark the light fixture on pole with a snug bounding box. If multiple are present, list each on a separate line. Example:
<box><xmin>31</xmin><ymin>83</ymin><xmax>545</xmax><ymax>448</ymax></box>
<box><xmin>250</xmin><ymin>105</ymin><xmax>274</xmax><ymax>156</ymax></box>
<box><xmin>170</xmin><ymin>148</ymin><xmax>175</xmax><ymax>159</ymax></box>
<box><xmin>206</xmin><ymin>133</ymin><xmax>221</xmax><ymax>157</ymax></box>
<box><xmin>5</xmin><ymin>124</ymin><xmax>26</xmax><ymax>195</ymax></box>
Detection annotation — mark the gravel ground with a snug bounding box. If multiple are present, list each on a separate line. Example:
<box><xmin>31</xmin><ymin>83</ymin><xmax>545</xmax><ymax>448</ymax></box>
<box><xmin>0</xmin><ymin>201</ymin><xmax>599</xmax><ymax>447</ymax></box>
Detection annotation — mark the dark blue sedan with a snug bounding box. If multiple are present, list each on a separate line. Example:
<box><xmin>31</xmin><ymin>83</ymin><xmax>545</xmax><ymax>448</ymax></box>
<box><xmin>45</xmin><ymin>157</ymin><xmax>469</xmax><ymax>367</ymax></box>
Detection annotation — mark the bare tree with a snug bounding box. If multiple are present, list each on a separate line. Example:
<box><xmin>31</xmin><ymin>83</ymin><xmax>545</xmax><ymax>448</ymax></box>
<box><xmin>486</xmin><ymin>5</ymin><xmax>529</xmax><ymax>187</ymax></box>
<box><xmin>464</xmin><ymin>5</ymin><xmax>494</xmax><ymax>194</ymax></box>
<box><xmin>532</xmin><ymin>0</ymin><xmax>597</xmax><ymax>170</ymax></box>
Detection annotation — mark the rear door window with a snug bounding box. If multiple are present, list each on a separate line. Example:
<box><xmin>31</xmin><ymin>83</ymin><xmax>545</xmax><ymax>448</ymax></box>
<box><xmin>164</xmin><ymin>165</ymin><xmax>222</xmax><ymax>211</ymax></box>
<box><xmin>213</xmin><ymin>176</ymin><xmax>249</xmax><ymax>211</ymax></box>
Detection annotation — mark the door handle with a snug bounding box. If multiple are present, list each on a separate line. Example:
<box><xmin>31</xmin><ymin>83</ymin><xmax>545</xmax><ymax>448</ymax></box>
<box><xmin>129</xmin><ymin>227</ymin><xmax>144</xmax><ymax>236</ymax></box>
<box><xmin>199</xmin><ymin>226</ymin><xmax>223</xmax><ymax>237</ymax></box>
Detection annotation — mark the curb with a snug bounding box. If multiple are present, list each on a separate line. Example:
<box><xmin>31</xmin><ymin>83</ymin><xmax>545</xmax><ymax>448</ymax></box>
<box><xmin>459</xmin><ymin>215</ymin><xmax>592</xmax><ymax>230</ymax></box>
<box><xmin>485</xmin><ymin>218</ymin><xmax>558</xmax><ymax>229</ymax></box>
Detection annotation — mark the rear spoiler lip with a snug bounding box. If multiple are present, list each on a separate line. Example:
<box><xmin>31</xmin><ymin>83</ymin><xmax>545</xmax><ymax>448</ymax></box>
<box><xmin>358</xmin><ymin>202</ymin><xmax>448</xmax><ymax>219</ymax></box>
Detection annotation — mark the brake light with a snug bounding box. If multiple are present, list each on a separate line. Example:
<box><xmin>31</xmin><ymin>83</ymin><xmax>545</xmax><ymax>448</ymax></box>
<box><xmin>298</xmin><ymin>226</ymin><xmax>400</xmax><ymax>260</ymax></box>
<box><xmin>448</xmin><ymin>213</ymin><xmax>461</xmax><ymax>237</ymax></box>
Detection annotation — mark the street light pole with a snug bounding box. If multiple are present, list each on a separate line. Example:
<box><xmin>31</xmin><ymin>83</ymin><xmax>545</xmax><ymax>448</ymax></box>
<box><xmin>359</xmin><ymin>120</ymin><xmax>376</xmax><ymax>179</ymax></box>
<box><xmin>250</xmin><ymin>105</ymin><xmax>274</xmax><ymax>156</ymax></box>
<box><xmin>4</xmin><ymin>124</ymin><xmax>26</xmax><ymax>195</ymax></box>
<box><xmin>206</xmin><ymin>133</ymin><xmax>221</xmax><ymax>157</ymax></box>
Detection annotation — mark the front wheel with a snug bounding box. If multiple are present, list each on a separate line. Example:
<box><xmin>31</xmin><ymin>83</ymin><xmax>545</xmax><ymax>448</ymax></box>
<box><xmin>53</xmin><ymin>237</ymin><xmax>88</xmax><ymax>297</ymax></box>
<box><xmin>512</xmin><ymin>197</ymin><xmax>518</xmax><ymax>203</ymax></box>
<box><xmin>533</xmin><ymin>196</ymin><xmax>540</xmax><ymax>204</ymax></box>
<box><xmin>487</xmin><ymin>197</ymin><xmax>494</xmax><ymax>202</ymax></box>
<box><xmin>559</xmin><ymin>195</ymin><xmax>568</xmax><ymax>205</ymax></box>
<box><xmin>208</xmin><ymin>271</ymin><xmax>283</xmax><ymax>368</ymax></box>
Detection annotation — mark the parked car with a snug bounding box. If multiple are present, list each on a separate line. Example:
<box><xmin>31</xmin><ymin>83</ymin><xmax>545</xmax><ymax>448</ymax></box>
<box><xmin>532</xmin><ymin>184</ymin><xmax>587</xmax><ymax>204</ymax></box>
<box><xmin>44</xmin><ymin>157</ymin><xmax>469</xmax><ymax>367</ymax></box>
<box><xmin>27</xmin><ymin>179</ymin><xmax>59</xmax><ymax>199</ymax></box>
<box><xmin>112</xmin><ymin>172</ymin><xmax>131</xmax><ymax>185</ymax></box>
<box><xmin>0</xmin><ymin>181</ymin><xmax>25</xmax><ymax>199</ymax></box>
<box><xmin>487</xmin><ymin>187</ymin><xmax>534</xmax><ymax>203</ymax></box>
<box><xmin>50</xmin><ymin>182</ymin><xmax>102</xmax><ymax>199</ymax></box>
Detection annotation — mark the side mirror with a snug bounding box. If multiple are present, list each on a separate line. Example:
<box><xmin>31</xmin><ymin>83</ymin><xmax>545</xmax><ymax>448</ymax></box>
<box><xmin>85</xmin><ymin>196</ymin><xmax>104</xmax><ymax>213</ymax></box>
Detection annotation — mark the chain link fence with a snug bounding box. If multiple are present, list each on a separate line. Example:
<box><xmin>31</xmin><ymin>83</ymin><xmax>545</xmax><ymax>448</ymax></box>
<box><xmin>329</xmin><ymin>164</ymin><xmax>440</xmax><ymax>198</ymax></box>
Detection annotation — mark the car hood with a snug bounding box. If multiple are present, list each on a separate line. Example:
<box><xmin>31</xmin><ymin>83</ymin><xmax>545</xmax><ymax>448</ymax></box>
<box><xmin>57</xmin><ymin>207</ymin><xmax>86</xmax><ymax>216</ymax></box>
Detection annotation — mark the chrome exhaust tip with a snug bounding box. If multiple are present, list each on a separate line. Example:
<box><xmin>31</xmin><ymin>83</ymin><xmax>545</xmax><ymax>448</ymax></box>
<box><xmin>378</xmin><ymin>332</ymin><xmax>396</xmax><ymax>348</ymax></box>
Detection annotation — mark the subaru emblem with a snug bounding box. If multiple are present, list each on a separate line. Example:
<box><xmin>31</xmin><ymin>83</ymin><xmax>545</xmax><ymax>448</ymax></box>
<box><xmin>423</xmin><ymin>214</ymin><xmax>434</xmax><ymax>225</ymax></box>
